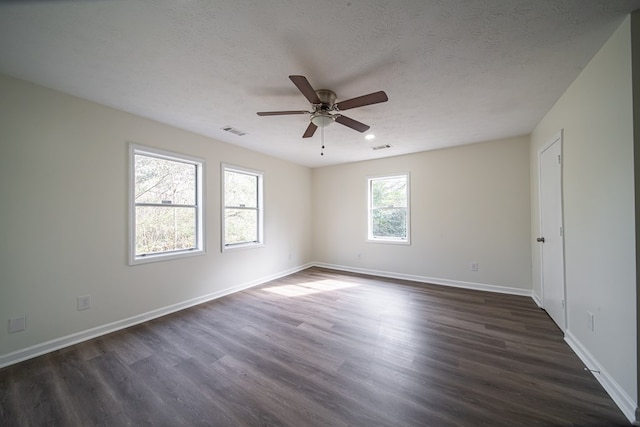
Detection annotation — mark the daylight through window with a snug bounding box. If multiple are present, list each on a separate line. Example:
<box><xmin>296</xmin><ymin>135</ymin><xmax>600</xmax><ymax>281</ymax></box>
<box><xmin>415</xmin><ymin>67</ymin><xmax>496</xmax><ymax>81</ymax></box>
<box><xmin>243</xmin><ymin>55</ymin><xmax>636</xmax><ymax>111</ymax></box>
<box><xmin>222</xmin><ymin>164</ymin><xmax>264</xmax><ymax>250</ymax></box>
<box><xmin>129</xmin><ymin>144</ymin><xmax>204</xmax><ymax>264</ymax></box>
<box><xmin>368</xmin><ymin>174</ymin><xmax>410</xmax><ymax>243</ymax></box>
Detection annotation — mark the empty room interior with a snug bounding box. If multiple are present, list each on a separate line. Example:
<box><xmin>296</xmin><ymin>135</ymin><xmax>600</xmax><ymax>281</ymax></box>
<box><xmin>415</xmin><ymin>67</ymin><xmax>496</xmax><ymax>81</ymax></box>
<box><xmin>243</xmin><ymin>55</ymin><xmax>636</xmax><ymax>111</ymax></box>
<box><xmin>1</xmin><ymin>1</ymin><xmax>640</xmax><ymax>425</ymax></box>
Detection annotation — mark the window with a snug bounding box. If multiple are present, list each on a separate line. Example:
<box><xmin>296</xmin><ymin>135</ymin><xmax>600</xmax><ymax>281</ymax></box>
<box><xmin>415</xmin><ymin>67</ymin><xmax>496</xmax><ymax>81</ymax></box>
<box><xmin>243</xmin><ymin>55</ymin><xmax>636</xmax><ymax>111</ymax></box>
<box><xmin>222</xmin><ymin>164</ymin><xmax>264</xmax><ymax>250</ymax></box>
<box><xmin>368</xmin><ymin>173</ymin><xmax>410</xmax><ymax>243</ymax></box>
<box><xmin>129</xmin><ymin>144</ymin><xmax>204</xmax><ymax>264</ymax></box>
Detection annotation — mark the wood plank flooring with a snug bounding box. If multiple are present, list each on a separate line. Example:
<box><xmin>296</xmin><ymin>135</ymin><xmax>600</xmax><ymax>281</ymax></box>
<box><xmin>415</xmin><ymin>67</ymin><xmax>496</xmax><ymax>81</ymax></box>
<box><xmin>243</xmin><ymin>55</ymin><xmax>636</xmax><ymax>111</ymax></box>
<box><xmin>0</xmin><ymin>267</ymin><xmax>630</xmax><ymax>426</ymax></box>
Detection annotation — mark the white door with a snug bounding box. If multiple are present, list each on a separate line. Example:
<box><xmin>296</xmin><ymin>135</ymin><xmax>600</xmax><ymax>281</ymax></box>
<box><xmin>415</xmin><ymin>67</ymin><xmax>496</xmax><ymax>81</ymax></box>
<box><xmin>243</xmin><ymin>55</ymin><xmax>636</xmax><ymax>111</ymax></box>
<box><xmin>538</xmin><ymin>134</ymin><xmax>566</xmax><ymax>331</ymax></box>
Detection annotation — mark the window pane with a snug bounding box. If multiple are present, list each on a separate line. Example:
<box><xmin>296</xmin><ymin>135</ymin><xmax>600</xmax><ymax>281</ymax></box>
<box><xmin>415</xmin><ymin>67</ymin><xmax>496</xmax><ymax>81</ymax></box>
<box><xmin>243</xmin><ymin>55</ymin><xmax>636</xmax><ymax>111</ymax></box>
<box><xmin>135</xmin><ymin>206</ymin><xmax>196</xmax><ymax>255</ymax></box>
<box><xmin>135</xmin><ymin>155</ymin><xmax>196</xmax><ymax>205</ymax></box>
<box><xmin>225</xmin><ymin>170</ymin><xmax>257</xmax><ymax>208</ymax></box>
<box><xmin>372</xmin><ymin>177</ymin><xmax>407</xmax><ymax>208</ymax></box>
<box><xmin>372</xmin><ymin>208</ymin><xmax>407</xmax><ymax>238</ymax></box>
<box><xmin>225</xmin><ymin>208</ymin><xmax>257</xmax><ymax>245</ymax></box>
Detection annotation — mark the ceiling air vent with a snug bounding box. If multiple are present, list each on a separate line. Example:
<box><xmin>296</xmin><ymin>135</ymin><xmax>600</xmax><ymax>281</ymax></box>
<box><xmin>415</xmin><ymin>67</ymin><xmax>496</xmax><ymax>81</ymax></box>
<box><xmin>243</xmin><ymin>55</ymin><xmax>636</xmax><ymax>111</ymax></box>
<box><xmin>371</xmin><ymin>144</ymin><xmax>391</xmax><ymax>151</ymax></box>
<box><xmin>222</xmin><ymin>126</ymin><xmax>247</xmax><ymax>136</ymax></box>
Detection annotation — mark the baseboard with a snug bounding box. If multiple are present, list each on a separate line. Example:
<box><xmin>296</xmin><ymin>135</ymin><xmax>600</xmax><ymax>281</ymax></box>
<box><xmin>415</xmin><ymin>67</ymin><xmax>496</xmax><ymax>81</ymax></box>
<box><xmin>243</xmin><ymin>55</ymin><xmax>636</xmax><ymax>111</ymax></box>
<box><xmin>313</xmin><ymin>262</ymin><xmax>533</xmax><ymax>298</ymax></box>
<box><xmin>531</xmin><ymin>292</ymin><xmax>543</xmax><ymax>307</ymax></box>
<box><xmin>0</xmin><ymin>263</ymin><xmax>314</xmax><ymax>369</ymax></box>
<box><xmin>564</xmin><ymin>330</ymin><xmax>637</xmax><ymax>424</ymax></box>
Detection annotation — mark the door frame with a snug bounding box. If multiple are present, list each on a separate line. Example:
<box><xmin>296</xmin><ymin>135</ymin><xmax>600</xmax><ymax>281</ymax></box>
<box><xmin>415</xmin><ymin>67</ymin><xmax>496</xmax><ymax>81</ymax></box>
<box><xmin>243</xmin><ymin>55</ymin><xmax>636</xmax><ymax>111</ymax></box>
<box><xmin>537</xmin><ymin>130</ymin><xmax>567</xmax><ymax>331</ymax></box>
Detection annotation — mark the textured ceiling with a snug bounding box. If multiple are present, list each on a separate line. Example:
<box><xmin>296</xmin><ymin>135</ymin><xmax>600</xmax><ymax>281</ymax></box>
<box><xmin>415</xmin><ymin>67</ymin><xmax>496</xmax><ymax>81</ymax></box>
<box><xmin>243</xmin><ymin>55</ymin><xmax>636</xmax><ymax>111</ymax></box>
<box><xmin>1</xmin><ymin>0</ymin><xmax>639</xmax><ymax>167</ymax></box>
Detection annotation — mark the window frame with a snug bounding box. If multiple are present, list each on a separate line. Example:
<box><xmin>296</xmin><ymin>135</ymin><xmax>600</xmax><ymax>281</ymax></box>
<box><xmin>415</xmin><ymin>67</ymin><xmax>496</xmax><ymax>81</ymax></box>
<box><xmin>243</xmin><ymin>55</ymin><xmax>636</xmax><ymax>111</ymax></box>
<box><xmin>221</xmin><ymin>163</ymin><xmax>265</xmax><ymax>252</ymax></box>
<box><xmin>128</xmin><ymin>143</ymin><xmax>205</xmax><ymax>265</ymax></box>
<box><xmin>367</xmin><ymin>173</ymin><xmax>411</xmax><ymax>245</ymax></box>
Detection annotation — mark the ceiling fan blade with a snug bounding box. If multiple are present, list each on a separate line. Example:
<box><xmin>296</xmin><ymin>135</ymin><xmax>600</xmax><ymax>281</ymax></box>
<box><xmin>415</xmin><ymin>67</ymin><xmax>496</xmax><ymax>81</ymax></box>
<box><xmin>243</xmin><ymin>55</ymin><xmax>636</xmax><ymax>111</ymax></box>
<box><xmin>257</xmin><ymin>110</ymin><xmax>308</xmax><ymax>116</ymax></box>
<box><xmin>289</xmin><ymin>75</ymin><xmax>321</xmax><ymax>104</ymax></box>
<box><xmin>336</xmin><ymin>91</ymin><xmax>388</xmax><ymax>111</ymax></box>
<box><xmin>335</xmin><ymin>115</ymin><xmax>370</xmax><ymax>133</ymax></box>
<box><xmin>303</xmin><ymin>122</ymin><xmax>318</xmax><ymax>138</ymax></box>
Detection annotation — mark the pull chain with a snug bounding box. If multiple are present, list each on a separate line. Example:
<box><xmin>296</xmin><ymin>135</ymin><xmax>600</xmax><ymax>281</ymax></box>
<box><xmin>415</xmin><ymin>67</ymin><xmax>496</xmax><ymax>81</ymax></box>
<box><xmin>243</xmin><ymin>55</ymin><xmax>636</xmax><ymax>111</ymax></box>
<box><xmin>320</xmin><ymin>124</ymin><xmax>325</xmax><ymax>156</ymax></box>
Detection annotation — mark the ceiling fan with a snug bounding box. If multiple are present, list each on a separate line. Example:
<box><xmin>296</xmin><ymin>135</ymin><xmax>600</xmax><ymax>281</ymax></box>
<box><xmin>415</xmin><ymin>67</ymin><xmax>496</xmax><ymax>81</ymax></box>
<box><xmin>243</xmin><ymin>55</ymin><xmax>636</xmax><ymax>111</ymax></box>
<box><xmin>257</xmin><ymin>75</ymin><xmax>388</xmax><ymax>138</ymax></box>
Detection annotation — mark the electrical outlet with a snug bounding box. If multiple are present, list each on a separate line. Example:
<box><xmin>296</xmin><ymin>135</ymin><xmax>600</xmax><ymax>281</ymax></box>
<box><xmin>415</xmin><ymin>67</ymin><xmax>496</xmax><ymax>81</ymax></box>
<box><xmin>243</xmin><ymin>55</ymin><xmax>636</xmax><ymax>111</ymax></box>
<box><xmin>9</xmin><ymin>316</ymin><xmax>26</xmax><ymax>333</ymax></box>
<box><xmin>470</xmin><ymin>262</ymin><xmax>479</xmax><ymax>272</ymax></box>
<box><xmin>587</xmin><ymin>312</ymin><xmax>594</xmax><ymax>332</ymax></box>
<box><xmin>77</xmin><ymin>295</ymin><xmax>91</xmax><ymax>311</ymax></box>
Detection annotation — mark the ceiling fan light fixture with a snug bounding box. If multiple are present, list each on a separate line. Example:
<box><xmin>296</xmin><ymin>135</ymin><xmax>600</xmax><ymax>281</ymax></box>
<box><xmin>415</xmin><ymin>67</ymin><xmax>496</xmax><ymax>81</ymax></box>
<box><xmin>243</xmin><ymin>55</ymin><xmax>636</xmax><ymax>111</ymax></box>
<box><xmin>311</xmin><ymin>113</ymin><xmax>334</xmax><ymax>128</ymax></box>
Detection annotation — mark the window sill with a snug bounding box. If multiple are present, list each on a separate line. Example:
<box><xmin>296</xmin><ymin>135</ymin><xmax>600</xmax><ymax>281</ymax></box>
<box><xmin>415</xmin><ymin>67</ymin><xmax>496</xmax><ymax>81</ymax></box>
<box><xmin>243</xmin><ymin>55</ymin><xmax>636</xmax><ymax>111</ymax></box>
<box><xmin>129</xmin><ymin>248</ymin><xmax>205</xmax><ymax>265</ymax></box>
<box><xmin>222</xmin><ymin>242</ymin><xmax>265</xmax><ymax>252</ymax></box>
<box><xmin>366</xmin><ymin>238</ymin><xmax>411</xmax><ymax>245</ymax></box>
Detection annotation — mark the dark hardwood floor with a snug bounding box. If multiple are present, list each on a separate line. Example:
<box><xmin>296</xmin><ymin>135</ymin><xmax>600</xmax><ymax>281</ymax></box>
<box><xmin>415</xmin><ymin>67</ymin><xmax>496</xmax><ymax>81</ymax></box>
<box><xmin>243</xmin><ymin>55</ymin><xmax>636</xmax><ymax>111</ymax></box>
<box><xmin>0</xmin><ymin>267</ymin><xmax>630</xmax><ymax>426</ymax></box>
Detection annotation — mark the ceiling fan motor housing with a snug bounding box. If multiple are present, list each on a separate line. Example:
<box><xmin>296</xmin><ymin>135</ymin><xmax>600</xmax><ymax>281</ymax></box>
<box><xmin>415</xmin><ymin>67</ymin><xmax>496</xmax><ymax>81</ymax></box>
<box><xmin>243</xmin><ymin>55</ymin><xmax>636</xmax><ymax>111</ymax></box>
<box><xmin>315</xmin><ymin>89</ymin><xmax>337</xmax><ymax>110</ymax></box>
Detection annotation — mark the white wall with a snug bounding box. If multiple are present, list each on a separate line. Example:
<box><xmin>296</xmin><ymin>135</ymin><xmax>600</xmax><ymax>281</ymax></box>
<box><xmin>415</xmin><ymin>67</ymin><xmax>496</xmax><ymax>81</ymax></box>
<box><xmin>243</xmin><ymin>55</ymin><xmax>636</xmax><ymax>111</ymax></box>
<box><xmin>530</xmin><ymin>16</ymin><xmax>637</xmax><ymax>414</ymax></box>
<box><xmin>312</xmin><ymin>136</ymin><xmax>532</xmax><ymax>292</ymax></box>
<box><xmin>0</xmin><ymin>74</ymin><xmax>313</xmax><ymax>359</ymax></box>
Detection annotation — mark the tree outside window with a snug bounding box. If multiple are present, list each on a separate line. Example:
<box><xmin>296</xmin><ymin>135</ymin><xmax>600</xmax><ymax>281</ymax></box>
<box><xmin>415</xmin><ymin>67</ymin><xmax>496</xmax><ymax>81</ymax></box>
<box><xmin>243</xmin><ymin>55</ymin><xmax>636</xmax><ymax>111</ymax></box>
<box><xmin>368</xmin><ymin>174</ymin><xmax>410</xmax><ymax>243</ymax></box>
<box><xmin>222</xmin><ymin>164</ymin><xmax>264</xmax><ymax>250</ymax></box>
<box><xmin>129</xmin><ymin>144</ymin><xmax>204</xmax><ymax>264</ymax></box>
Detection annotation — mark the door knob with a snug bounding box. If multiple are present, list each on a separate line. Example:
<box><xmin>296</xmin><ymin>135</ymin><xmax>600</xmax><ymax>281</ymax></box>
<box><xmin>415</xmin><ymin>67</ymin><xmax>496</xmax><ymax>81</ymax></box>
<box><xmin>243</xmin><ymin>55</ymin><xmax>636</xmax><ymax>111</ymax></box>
<box><xmin>537</xmin><ymin>237</ymin><xmax>545</xmax><ymax>243</ymax></box>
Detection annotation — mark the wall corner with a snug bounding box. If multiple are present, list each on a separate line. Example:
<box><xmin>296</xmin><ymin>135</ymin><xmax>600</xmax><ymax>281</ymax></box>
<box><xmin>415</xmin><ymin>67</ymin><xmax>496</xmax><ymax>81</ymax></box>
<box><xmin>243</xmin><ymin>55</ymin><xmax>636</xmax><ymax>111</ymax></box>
<box><xmin>631</xmin><ymin>8</ymin><xmax>640</xmax><ymax>424</ymax></box>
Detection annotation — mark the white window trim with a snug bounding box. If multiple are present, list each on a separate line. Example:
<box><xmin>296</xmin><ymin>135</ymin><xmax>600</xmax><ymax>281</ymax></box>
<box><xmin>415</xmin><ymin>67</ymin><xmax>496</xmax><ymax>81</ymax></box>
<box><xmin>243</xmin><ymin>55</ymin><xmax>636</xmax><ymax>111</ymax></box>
<box><xmin>128</xmin><ymin>143</ymin><xmax>205</xmax><ymax>265</ymax></box>
<box><xmin>367</xmin><ymin>172</ymin><xmax>411</xmax><ymax>245</ymax></box>
<box><xmin>221</xmin><ymin>163</ymin><xmax>265</xmax><ymax>252</ymax></box>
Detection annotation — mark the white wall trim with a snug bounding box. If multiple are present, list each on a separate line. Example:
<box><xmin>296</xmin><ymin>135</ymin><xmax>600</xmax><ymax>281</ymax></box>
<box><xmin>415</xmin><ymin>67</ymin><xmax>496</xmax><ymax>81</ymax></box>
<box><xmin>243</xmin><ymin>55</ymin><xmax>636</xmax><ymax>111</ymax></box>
<box><xmin>565</xmin><ymin>330</ymin><xmax>637</xmax><ymax>424</ymax></box>
<box><xmin>531</xmin><ymin>292</ymin><xmax>543</xmax><ymax>308</ymax></box>
<box><xmin>0</xmin><ymin>262</ymin><xmax>314</xmax><ymax>369</ymax></box>
<box><xmin>313</xmin><ymin>262</ymin><xmax>533</xmax><ymax>297</ymax></box>
<box><xmin>535</xmin><ymin>130</ymin><xmax>567</xmax><ymax>331</ymax></box>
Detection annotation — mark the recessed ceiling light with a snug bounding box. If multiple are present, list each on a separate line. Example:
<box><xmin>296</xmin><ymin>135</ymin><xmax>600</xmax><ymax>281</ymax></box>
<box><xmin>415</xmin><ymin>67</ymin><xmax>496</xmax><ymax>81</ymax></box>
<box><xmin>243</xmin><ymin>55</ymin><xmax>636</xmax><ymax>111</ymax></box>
<box><xmin>365</xmin><ymin>134</ymin><xmax>375</xmax><ymax>140</ymax></box>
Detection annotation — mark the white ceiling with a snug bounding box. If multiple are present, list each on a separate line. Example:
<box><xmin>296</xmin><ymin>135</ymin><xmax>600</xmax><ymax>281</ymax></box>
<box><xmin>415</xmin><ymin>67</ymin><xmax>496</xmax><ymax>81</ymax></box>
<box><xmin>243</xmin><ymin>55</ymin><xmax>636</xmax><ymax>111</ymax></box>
<box><xmin>1</xmin><ymin>0</ymin><xmax>639</xmax><ymax>168</ymax></box>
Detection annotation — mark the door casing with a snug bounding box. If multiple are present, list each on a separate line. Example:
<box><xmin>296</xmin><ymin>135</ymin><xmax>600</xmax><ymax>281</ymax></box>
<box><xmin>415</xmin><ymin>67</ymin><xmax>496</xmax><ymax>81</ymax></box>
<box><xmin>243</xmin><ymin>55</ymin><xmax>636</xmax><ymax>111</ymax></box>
<box><xmin>537</xmin><ymin>131</ymin><xmax>567</xmax><ymax>331</ymax></box>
